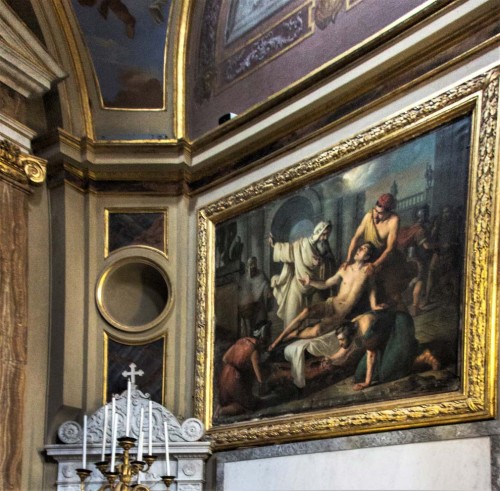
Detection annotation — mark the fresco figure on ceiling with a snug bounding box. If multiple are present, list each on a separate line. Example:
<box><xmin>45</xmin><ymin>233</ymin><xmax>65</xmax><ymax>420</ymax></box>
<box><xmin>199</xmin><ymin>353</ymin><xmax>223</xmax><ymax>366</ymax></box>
<box><xmin>78</xmin><ymin>0</ymin><xmax>136</xmax><ymax>38</ymax></box>
<box><xmin>149</xmin><ymin>0</ymin><xmax>170</xmax><ymax>23</ymax></box>
<box><xmin>269</xmin><ymin>220</ymin><xmax>332</xmax><ymax>328</ymax></box>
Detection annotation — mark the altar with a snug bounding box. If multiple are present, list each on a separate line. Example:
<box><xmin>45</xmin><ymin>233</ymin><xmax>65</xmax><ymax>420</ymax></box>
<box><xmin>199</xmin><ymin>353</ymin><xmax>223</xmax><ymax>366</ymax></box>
<box><xmin>45</xmin><ymin>384</ymin><xmax>211</xmax><ymax>491</ymax></box>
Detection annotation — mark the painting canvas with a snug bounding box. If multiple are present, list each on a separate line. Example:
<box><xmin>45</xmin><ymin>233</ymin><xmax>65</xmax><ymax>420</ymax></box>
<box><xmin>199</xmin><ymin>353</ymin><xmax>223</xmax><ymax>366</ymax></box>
<box><xmin>195</xmin><ymin>70</ymin><xmax>499</xmax><ymax>449</ymax></box>
<box><xmin>212</xmin><ymin>115</ymin><xmax>469</xmax><ymax>424</ymax></box>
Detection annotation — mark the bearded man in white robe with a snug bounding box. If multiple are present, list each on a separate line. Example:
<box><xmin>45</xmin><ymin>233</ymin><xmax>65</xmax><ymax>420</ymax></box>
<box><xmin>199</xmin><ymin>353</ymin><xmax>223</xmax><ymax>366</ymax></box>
<box><xmin>269</xmin><ymin>221</ymin><xmax>332</xmax><ymax>328</ymax></box>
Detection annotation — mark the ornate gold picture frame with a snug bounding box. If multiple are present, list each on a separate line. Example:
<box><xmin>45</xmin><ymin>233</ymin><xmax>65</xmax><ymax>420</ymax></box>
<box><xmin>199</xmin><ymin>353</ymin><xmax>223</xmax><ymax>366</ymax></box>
<box><xmin>195</xmin><ymin>68</ymin><xmax>499</xmax><ymax>449</ymax></box>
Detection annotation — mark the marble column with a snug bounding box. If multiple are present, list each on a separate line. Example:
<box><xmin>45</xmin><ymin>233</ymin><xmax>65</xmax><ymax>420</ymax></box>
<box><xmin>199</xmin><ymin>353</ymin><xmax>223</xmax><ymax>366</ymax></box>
<box><xmin>0</xmin><ymin>140</ymin><xmax>46</xmax><ymax>490</ymax></box>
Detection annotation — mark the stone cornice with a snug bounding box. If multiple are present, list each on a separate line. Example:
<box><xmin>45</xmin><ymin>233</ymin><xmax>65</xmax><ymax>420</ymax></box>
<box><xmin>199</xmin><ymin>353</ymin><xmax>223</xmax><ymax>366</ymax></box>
<box><xmin>0</xmin><ymin>139</ymin><xmax>47</xmax><ymax>188</ymax></box>
<box><xmin>0</xmin><ymin>0</ymin><xmax>66</xmax><ymax>97</ymax></box>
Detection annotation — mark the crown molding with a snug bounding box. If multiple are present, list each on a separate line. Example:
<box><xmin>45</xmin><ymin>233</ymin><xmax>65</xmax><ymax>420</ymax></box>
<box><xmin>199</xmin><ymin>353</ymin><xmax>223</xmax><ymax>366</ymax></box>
<box><xmin>0</xmin><ymin>0</ymin><xmax>66</xmax><ymax>98</ymax></box>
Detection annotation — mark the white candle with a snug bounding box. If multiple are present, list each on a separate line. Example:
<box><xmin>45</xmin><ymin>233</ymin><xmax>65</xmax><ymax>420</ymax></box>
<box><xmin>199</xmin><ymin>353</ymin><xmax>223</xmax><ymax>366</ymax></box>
<box><xmin>148</xmin><ymin>401</ymin><xmax>153</xmax><ymax>455</ymax></box>
<box><xmin>110</xmin><ymin>411</ymin><xmax>118</xmax><ymax>472</ymax></box>
<box><xmin>137</xmin><ymin>430</ymin><xmax>144</xmax><ymax>462</ymax></box>
<box><xmin>110</xmin><ymin>397</ymin><xmax>116</xmax><ymax>465</ymax></box>
<box><xmin>111</xmin><ymin>396</ymin><xmax>116</xmax><ymax>435</ymax></box>
<box><xmin>164</xmin><ymin>421</ymin><xmax>171</xmax><ymax>475</ymax></box>
<box><xmin>137</xmin><ymin>407</ymin><xmax>144</xmax><ymax>460</ymax></box>
<box><xmin>101</xmin><ymin>405</ymin><xmax>108</xmax><ymax>461</ymax></box>
<box><xmin>82</xmin><ymin>415</ymin><xmax>87</xmax><ymax>469</ymax></box>
<box><xmin>126</xmin><ymin>379</ymin><xmax>131</xmax><ymax>437</ymax></box>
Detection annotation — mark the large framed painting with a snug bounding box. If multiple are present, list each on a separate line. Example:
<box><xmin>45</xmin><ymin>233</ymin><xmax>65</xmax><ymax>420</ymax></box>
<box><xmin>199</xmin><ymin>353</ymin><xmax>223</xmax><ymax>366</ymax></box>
<box><xmin>195</xmin><ymin>68</ymin><xmax>500</xmax><ymax>449</ymax></box>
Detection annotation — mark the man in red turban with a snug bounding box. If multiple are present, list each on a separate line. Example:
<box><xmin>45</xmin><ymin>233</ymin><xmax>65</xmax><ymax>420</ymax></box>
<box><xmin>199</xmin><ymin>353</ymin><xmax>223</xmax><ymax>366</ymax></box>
<box><xmin>343</xmin><ymin>193</ymin><xmax>408</xmax><ymax>307</ymax></box>
<box><xmin>344</xmin><ymin>193</ymin><xmax>399</xmax><ymax>273</ymax></box>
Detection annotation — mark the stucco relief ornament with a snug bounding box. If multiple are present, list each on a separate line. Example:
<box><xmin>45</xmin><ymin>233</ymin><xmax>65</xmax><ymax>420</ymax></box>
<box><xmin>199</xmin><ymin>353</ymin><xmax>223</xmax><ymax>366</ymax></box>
<box><xmin>58</xmin><ymin>421</ymin><xmax>82</xmax><ymax>444</ymax></box>
<box><xmin>181</xmin><ymin>418</ymin><xmax>205</xmax><ymax>442</ymax></box>
<box><xmin>315</xmin><ymin>0</ymin><xmax>343</xmax><ymax>30</ymax></box>
<box><xmin>181</xmin><ymin>461</ymin><xmax>197</xmax><ymax>477</ymax></box>
<box><xmin>57</xmin><ymin>388</ymin><xmax>206</xmax><ymax>445</ymax></box>
<box><xmin>178</xmin><ymin>484</ymin><xmax>202</xmax><ymax>491</ymax></box>
<box><xmin>194</xmin><ymin>0</ymin><xmax>221</xmax><ymax>102</ymax></box>
<box><xmin>224</xmin><ymin>11</ymin><xmax>307</xmax><ymax>83</ymax></box>
<box><xmin>21</xmin><ymin>156</ymin><xmax>47</xmax><ymax>184</ymax></box>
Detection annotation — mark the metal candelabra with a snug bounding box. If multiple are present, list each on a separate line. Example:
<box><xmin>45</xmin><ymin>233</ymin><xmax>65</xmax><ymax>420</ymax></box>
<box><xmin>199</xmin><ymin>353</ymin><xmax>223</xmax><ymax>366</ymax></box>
<box><xmin>76</xmin><ymin>436</ymin><xmax>175</xmax><ymax>490</ymax></box>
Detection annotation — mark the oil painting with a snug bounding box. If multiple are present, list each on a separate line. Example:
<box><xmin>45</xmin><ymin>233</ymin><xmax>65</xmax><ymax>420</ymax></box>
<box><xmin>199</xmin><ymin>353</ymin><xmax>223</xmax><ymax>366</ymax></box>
<box><xmin>212</xmin><ymin>115</ymin><xmax>468</xmax><ymax>423</ymax></box>
<box><xmin>195</xmin><ymin>69</ymin><xmax>499</xmax><ymax>449</ymax></box>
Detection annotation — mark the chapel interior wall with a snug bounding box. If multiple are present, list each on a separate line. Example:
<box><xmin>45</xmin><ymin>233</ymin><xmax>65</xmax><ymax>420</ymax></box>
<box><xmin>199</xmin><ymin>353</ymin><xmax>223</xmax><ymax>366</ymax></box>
<box><xmin>8</xmin><ymin>0</ymin><xmax>499</xmax><ymax>489</ymax></box>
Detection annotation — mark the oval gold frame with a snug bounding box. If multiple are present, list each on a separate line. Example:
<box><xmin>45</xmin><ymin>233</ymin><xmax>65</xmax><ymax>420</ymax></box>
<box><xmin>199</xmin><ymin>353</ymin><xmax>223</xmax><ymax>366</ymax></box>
<box><xmin>96</xmin><ymin>253</ymin><xmax>173</xmax><ymax>333</ymax></box>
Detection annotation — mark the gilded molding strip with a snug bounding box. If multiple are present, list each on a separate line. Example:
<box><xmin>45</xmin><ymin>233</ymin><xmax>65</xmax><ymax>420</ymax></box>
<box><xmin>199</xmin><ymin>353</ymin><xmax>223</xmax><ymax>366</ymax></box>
<box><xmin>174</xmin><ymin>0</ymin><xmax>192</xmax><ymax>138</ymax></box>
<box><xmin>194</xmin><ymin>67</ymin><xmax>500</xmax><ymax>448</ymax></box>
<box><xmin>201</xmin><ymin>74</ymin><xmax>489</xmax><ymax>218</ymax></box>
<box><xmin>0</xmin><ymin>140</ymin><xmax>47</xmax><ymax>187</ymax></box>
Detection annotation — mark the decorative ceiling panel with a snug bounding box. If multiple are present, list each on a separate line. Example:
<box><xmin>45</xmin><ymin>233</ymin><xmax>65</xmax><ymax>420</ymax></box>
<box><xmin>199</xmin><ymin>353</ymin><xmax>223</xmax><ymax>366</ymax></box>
<box><xmin>72</xmin><ymin>0</ymin><xmax>171</xmax><ymax>109</ymax></box>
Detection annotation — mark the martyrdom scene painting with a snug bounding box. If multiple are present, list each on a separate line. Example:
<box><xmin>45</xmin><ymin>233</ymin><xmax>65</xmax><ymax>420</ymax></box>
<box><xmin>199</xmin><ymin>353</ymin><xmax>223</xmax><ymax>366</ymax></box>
<box><xmin>72</xmin><ymin>0</ymin><xmax>171</xmax><ymax>109</ymax></box>
<box><xmin>213</xmin><ymin>115</ymin><xmax>471</xmax><ymax>424</ymax></box>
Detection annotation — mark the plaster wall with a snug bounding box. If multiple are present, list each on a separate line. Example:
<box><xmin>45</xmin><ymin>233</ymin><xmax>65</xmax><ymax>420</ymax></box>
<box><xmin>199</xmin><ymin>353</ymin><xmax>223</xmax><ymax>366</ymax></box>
<box><xmin>81</xmin><ymin>192</ymin><xmax>192</xmax><ymax>416</ymax></box>
<box><xmin>25</xmin><ymin>182</ymin><xmax>52</xmax><ymax>490</ymax></box>
<box><xmin>24</xmin><ymin>184</ymin><xmax>194</xmax><ymax>488</ymax></box>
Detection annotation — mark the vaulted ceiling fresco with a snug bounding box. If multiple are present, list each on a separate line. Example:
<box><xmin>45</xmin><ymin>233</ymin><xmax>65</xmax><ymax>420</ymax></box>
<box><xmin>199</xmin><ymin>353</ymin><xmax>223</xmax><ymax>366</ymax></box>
<box><xmin>188</xmin><ymin>0</ymin><xmax>430</xmax><ymax>138</ymax></box>
<box><xmin>4</xmin><ymin>0</ymin><xmax>460</xmax><ymax>144</ymax></box>
<box><xmin>72</xmin><ymin>0</ymin><xmax>171</xmax><ymax>109</ymax></box>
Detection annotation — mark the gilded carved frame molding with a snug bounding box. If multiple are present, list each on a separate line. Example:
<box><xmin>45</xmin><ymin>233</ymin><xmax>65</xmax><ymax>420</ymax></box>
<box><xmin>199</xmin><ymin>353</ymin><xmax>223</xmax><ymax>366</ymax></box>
<box><xmin>194</xmin><ymin>67</ymin><xmax>500</xmax><ymax>449</ymax></box>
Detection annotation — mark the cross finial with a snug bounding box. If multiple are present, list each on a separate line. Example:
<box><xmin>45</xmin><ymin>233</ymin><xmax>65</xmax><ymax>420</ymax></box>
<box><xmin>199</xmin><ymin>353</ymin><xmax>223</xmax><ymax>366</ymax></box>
<box><xmin>122</xmin><ymin>362</ymin><xmax>144</xmax><ymax>388</ymax></box>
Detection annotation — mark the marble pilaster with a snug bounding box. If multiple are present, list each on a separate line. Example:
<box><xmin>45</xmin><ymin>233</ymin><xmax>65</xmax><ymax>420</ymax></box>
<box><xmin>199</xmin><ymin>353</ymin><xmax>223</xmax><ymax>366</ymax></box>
<box><xmin>0</xmin><ymin>139</ymin><xmax>46</xmax><ymax>490</ymax></box>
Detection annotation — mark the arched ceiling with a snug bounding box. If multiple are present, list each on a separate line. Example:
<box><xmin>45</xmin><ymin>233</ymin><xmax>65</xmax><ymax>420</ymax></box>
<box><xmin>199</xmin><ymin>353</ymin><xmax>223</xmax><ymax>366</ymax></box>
<box><xmin>2</xmin><ymin>0</ymin><xmax>498</xmax><ymax>191</ymax></box>
<box><xmin>9</xmin><ymin>0</ymin><xmax>456</xmax><ymax>144</ymax></box>
<box><xmin>72</xmin><ymin>0</ymin><xmax>171</xmax><ymax>111</ymax></box>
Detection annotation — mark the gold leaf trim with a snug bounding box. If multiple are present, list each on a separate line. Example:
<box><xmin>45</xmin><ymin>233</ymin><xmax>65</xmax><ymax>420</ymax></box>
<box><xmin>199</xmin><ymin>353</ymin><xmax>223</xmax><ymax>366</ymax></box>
<box><xmin>194</xmin><ymin>67</ymin><xmax>500</xmax><ymax>449</ymax></box>
<box><xmin>203</xmin><ymin>73</ymin><xmax>488</xmax><ymax>219</ymax></box>
<box><xmin>0</xmin><ymin>140</ymin><xmax>47</xmax><ymax>186</ymax></box>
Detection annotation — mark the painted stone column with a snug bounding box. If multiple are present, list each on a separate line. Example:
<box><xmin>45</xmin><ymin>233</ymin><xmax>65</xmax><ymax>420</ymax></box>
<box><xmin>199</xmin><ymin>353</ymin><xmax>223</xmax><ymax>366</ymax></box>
<box><xmin>0</xmin><ymin>140</ymin><xmax>46</xmax><ymax>490</ymax></box>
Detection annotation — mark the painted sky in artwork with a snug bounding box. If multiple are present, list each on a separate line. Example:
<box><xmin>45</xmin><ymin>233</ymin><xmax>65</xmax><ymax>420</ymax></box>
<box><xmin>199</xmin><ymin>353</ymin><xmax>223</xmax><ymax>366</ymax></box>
<box><xmin>72</xmin><ymin>0</ymin><xmax>171</xmax><ymax>108</ymax></box>
<box><xmin>225</xmin><ymin>0</ymin><xmax>293</xmax><ymax>44</ymax></box>
<box><xmin>342</xmin><ymin>131</ymin><xmax>437</xmax><ymax>199</ymax></box>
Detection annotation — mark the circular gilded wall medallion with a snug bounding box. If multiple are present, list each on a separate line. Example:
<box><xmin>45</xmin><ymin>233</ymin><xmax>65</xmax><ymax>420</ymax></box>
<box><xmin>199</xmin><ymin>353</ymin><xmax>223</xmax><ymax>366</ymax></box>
<box><xmin>96</xmin><ymin>255</ymin><xmax>172</xmax><ymax>332</ymax></box>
